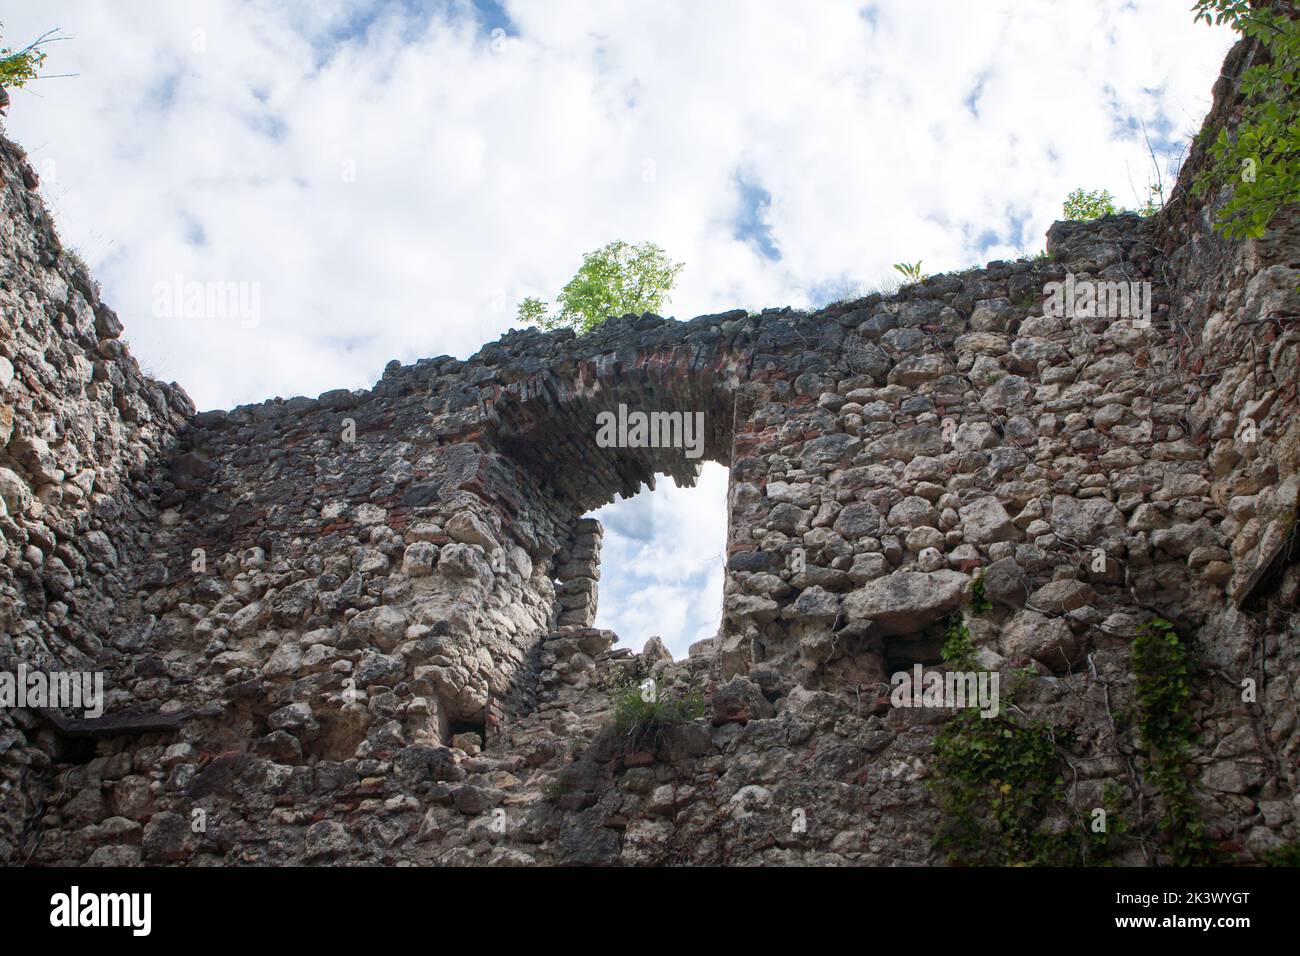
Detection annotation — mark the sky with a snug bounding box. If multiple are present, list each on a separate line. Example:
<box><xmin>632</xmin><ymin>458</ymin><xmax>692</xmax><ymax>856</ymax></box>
<box><xmin>1</xmin><ymin>1</ymin><xmax>1237</xmax><ymax>657</ymax></box>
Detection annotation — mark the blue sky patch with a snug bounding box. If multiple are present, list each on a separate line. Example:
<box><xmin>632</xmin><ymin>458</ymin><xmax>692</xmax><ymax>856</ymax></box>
<box><xmin>733</xmin><ymin>172</ymin><xmax>780</xmax><ymax>262</ymax></box>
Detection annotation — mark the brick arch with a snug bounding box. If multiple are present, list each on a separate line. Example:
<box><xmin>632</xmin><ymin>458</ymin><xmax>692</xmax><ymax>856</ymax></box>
<box><xmin>483</xmin><ymin>338</ymin><xmax>750</xmax><ymax>514</ymax></box>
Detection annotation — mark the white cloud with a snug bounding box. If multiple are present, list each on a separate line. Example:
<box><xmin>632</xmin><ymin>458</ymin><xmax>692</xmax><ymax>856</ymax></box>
<box><xmin>3</xmin><ymin>0</ymin><xmax>1235</xmax><ymax>409</ymax></box>
<box><xmin>0</xmin><ymin>0</ymin><xmax>1236</xmax><ymax>651</ymax></box>
<box><xmin>592</xmin><ymin>462</ymin><xmax>728</xmax><ymax>659</ymax></box>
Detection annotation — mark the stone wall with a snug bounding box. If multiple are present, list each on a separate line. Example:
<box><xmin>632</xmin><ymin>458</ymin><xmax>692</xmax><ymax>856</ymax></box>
<box><xmin>2</xmin><ymin>34</ymin><xmax>1297</xmax><ymax>866</ymax></box>
<box><xmin>0</xmin><ymin>134</ymin><xmax>195</xmax><ymax>862</ymax></box>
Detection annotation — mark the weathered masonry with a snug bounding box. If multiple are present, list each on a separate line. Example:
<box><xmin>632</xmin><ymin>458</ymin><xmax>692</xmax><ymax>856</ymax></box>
<box><xmin>0</xmin><ymin>35</ymin><xmax>1296</xmax><ymax>865</ymax></box>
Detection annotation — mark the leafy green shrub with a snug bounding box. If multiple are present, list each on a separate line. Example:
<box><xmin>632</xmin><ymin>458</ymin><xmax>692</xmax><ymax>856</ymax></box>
<box><xmin>1062</xmin><ymin>188</ymin><xmax>1118</xmax><ymax>221</ymax></box>
<box><xmin>519</xmin><ymin>240</ymin><xmax>684</xmax><ymax>334</ymax></box>
<box><xmin>1191</xmin><ymin>0</ymin><xmax>1299</xmax><ymax>239</ymax></box>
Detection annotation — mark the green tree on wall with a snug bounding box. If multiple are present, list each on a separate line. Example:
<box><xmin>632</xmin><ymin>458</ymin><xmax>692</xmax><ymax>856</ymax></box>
<box><xmin>1062</xmin><ymin>188</ymin><xmax>1118</xmax><ymax>222</ymax></box>
<box><xmin>518</xmin><ymin>240</ymin><xmax>684</xmax><ymax>334</ymax></box>
<box><xmin>1191</xmin><ymin>0</ymin><xmax>1300</xmax><ymax>239</ymax></box>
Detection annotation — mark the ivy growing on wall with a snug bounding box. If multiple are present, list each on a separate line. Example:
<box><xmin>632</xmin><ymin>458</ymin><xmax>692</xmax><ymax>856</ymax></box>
<box><xmin>929</xmin><ymin>613</ymin><xmax>1122</xmax><ymax>866</ymax></box>
<box><xmin>1130</xmin><ymin>617</ymin><xmax>1216</xmax><ymax>865</ymax></box>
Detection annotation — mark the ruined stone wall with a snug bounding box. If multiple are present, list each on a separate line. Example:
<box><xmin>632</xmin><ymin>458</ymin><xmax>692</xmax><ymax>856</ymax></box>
<box><xmin>0</xmin><ymin>134</ymin><xmax>195</xmax><ymax>862</ymax></box>
<box><xmin>2</xmin><ymin>36</ymin><xmax>1297</xmax><ymax>867</ymax></box>
<box><xmin>1133</xmin><ymin>31</ymin><xmax>1300</xmax><ymax>846</ymax></box>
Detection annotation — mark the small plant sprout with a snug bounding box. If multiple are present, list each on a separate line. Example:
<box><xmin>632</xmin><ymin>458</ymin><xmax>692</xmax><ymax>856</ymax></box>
<box><xmin>893</xmin><ymin>260</ymin><xmax>926</xmax><ymax>283</ymax></box>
